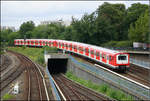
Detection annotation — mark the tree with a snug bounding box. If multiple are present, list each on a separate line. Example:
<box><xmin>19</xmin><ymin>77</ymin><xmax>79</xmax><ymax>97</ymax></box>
<box><xmin>1</xmin><ymin>29</ymin><xmax>13</xmax><ymax>42</ymax></box>
<box><xmin>71</xmin><ymin>13</ymin><xmax>96</xmax><ymax>44</ymax></box>
<box><xmin>19</xmin><ymin>21</ymin><xmax>35</xmax><ymax>38</ymax></box>
<box><xmin>7</xmin><ymin>32</ymin><xmax>20</xmax><ymax>45</ymax></box>
<box><xmin>124</xmin><ymin>3</ymin><xmax>149</xmax><ymax>37</ymax></box>
<box><xmin>128</xmin><ymin>9</ymin><xmax>149</xmax><ymax>43</ymax></box>
<box><xmin>96</xmin><ymin>2</ymin><xmax>126</xmax><ymax>42</ymax></box>
<box><xmin>32</xmin><ymin>25</ymin><xmax>49</xmax><ymax>38</ymax></box>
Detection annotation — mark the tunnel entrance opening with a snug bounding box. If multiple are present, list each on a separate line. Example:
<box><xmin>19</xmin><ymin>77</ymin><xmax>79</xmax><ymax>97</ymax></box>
<box><xmin>48</xmin><ymin>58</ymin><xmax>68</xmax><ymax>74</ymax></box>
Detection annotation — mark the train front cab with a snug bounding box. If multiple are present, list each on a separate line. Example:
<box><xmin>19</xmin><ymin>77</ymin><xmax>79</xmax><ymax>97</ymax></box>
<box><xmin>114</xmin><ymin>53</ymin><xmax>130</xmax><ymax>71</ymax></box>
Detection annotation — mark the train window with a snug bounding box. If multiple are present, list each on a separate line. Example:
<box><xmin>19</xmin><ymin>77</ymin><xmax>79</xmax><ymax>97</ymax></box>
<box><xmin>77</xmin><ymin>46</ymin><xmax>79</xmax><ymax>50</ymax></box>
<box><xmin>109</xmin><ymin>56</ymin><xmax>112</xmax><ymax>61</ymax></box>
<box><xmin>56</xmin><ymin>42</ymin><xmax>58</xmax><ymax>46</ymax></box>
<box><xmin>79</xmin><ymin>47</ymin><xmax>83</xmax><ymax>51</ymax></box>
<box><xmin>85</xmin><ymin>49</ymin><xmax>89</xmax><ymax>53</ymax></box>
<box><xmin>118</xmin><ymin>56</ymin><xmax>126</xmax><ymax>60</ymax></box>
<box><xmin>91</xmin><ymin>50</ymin><xmax>94</xmax><ymax>55</ymax></box>
<box><xmin>83</xmin><ymin>48</ymin><xmax>85</xmax><ymax>51</ymax></box>
<box><xmin>70</xmin><ymin>45</ymin><xmax>72</xmax><ymax>48</ymax></box>
<box><xmin>100</xmin><ymin>53</ymin><xmax>102</xmax><ymax>58</ymax></box>
<box><xmin>107</xmin><ymin>56</ymin><xmax>109</xmax><ymax>60</ymax></box>
<box><xmin>96</xmin><ymin>52</ymin><xmax>99</xmax><ymax>56</ymax></box>
<box><xmin>102</xmin><ymin>54</ymin><xmax>106</xmax><ymax>59</ymax></box>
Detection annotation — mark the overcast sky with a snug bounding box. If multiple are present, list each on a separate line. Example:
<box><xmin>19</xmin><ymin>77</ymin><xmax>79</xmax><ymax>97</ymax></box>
<box><xmin>1</xmin><ymin>1</ymin><xmax>149</xmax><ymax>29</ymax></box>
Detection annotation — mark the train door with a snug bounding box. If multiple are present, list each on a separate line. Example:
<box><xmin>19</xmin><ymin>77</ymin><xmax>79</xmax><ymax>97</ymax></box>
<box><xmin>56</xmin><ymin>41</ymin><xmax>58</xmax><ymax>47</ymax></box>
<box><xmin>102</xmin><ymin>53</ymin><xmax>107</xmax><ymax>63</ymax></box>
<box><xmin>43</xmin><ymin>41</ymin><xmax>45</xmax><ymax>46</ymax></box>
<box><xmin>48</xmin><ymin>41</ymin><xmax>51</xmax><ymax>47</ymax></box>
<box><xmin>74</xmin><ymin>45</ymin><xmax>77</xmax><ymax>53</ymax></box>
<box><xmin>79</xmin><ymin>46</ymin><xmax>82</xmax><ymax>54</ymax></box>
<box><xmin>59</xmin><ymin>42</ymin><xmax>61</xmax><ymax>48</ymax></box>
<box><xmin>27</xmin><ymin>40</ymin><xmax>30</xmax><ymax>45</ymax></box>
<box><xmin>106</xmin><ymin>54</ymin><xmax>109</xmax><ymax>64</ymax></box>
<box><xmin>62</xmin><ymin>43</ymin><xmax>64</xmax><ymax>49</ymax></box>
<box><xmin>66</xmin><ymin>43</ymin><xmax>68</xmax><ymax>50</ymax></box>
<box><xmin>46</xmin><ymin>41</ymin><xmax>48</xmax><ymax>46</ymax></box>
<box><xmin>96</xmin><ymin>51</ymin><xmax>100</xmax><ymax>60</ymax></box>
<box><xmin>39</xmin><ymin>40</ymin><xmax>41</xmax><ymax>46</ymax></box>
<box><xmin>18</xmin><ymin>40</ymin><xmax>20</xmax><ymax>45</ymax></box>
<box><xmin>69</xmin><ymin>44</ymin><xmax>72</xmax><ymax>51</ymax></box>
<box><xmin>64</xmin><ymin>43</ymin><xmax>66</xmax><ymax>50</ymax></box>
<box><xmin>85</xmin><ymin>47</ymin><xmax>89</xmax><ymax>56</ymax></box>
<box><xmin>90</xmin><ymin>49</ymin><xmax>94</xmax><ymax>59</ymax></box>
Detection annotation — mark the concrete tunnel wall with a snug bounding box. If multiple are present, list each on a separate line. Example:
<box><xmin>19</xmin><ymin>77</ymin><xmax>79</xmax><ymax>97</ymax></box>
<box><xmin>48</xmin><ymin>58</ymin><xmax>68</xmax><ymax>74</ymax></box>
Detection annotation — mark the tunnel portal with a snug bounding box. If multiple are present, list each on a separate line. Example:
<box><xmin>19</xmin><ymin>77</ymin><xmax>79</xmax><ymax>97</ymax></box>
<box><xmin>48</xmin><ymin>58</ymin><xmax>68</xmax><ymax>74</ymax></box>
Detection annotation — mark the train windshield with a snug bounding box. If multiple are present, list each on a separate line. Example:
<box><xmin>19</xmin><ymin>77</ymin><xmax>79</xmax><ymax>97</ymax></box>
<box><xmin>118</xmin><ymin>56</ymin><xmax>126</xmax><ymax>60</ymax></box>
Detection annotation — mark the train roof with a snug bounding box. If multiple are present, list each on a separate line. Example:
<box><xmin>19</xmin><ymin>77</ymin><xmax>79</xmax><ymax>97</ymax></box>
<box><xmin>15</xmin><ymin>39</ymin><xmax>122</xmax><ymax>54</ymax></box>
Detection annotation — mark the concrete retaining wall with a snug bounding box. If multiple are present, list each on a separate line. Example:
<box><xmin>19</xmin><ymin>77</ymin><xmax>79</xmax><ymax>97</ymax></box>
<box><xmin>67</xmin><ymin>57</ymin><xmax>145</xmax><ymax>100</ymax></box>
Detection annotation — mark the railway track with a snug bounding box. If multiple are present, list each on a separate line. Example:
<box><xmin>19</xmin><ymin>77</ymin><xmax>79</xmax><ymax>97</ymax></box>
<box><xmin>129</xmin><ymin>64</ymin><xmax>149</xmax><ymax>80</ymax></box>
<box><xmin>0</xmin><ymin>54</ymin><xmax>12</xmax><ymax>73</ymax></box>
<box><xmin>52</xmin><ymin>74</ymin><xmax>113</xmax><ymax>100</ymax></box>
<box><xmin>0</xmin><ymin>64</ymin><xmax>25</xmax><ymax>91</ymax></box>
<box><xmin>0</xmin><ymin>53</ymin><xmax>23</xmax><ymax>92</ymax></box>
<box><xmin>8</xmin><ymin>50</ymin><xmax>48</xmax><ymax>100</ymax></box>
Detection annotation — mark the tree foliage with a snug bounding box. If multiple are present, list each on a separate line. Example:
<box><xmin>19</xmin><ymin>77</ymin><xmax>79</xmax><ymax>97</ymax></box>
<box><xmin>128</xmin><ymin>9</ymin><xmax>149</xmax><ymax>43</ymax></box>
<box><xmin>19</xmin><ymin>21</ymin><xmax>35</xmax><ymax>38</ymax></box>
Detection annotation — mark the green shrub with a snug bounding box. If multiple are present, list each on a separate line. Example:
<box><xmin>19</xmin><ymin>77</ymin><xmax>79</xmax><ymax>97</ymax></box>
<box><xmin>106</xmin><ymin>89</ymin><xmax>118</xmax><ymax>99</ymax></box>
<box><xmin>37</xmin><ymin>55</ymin><xmax>44</xmax><ymax>65</ymax></box>
<box><xmin>100</xmin><ymin>84</ymin><xmax>109</xmax><ymax>93</ymax></box>
<box><xmin>2</xmin><ymin>93</ymin><xmax>14</xmax><ymax>100</ymax></box>
<box><xmin>43</xmin><ymin>46</ymin><xmax>58</xmax><ymax>53</ymax></box>
<box><xmin>102</xmin><ymin>41</ymin><xmax>132</xmax><ymax>47</ymax></box>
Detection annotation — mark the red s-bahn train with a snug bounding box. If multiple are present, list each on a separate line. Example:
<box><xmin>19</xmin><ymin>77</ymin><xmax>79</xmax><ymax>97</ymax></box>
<box><xmin>14</xmin><ymin>39</ymin><xmax>130</xmax><ymax>71</ymax></box>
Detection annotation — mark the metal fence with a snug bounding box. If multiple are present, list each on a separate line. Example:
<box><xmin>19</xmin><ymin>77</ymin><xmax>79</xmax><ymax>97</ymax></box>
<box><xmin>106</xmin><ymin>47</ymin><xmax>150</xmax><ymax>51</ymax></box>
<box><xmin>130</xmin><ymin>58</ymin><xmax>150</xmax><ymax>69</ymax></box>
<box><xmin>69</xmin><ymin>56</ymin><xmax>150</xmax><ymax>100</ymax></box>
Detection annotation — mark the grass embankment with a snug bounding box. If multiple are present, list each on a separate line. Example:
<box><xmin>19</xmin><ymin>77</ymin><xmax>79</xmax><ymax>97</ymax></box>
<box><xmin>8</xmin><ymin>47</ymin><xmax>45</xmax><ymax>66</ymax></box>
<box><xmin>66</xmin><ymin>71</ymin><xmax>133</xmax><ymax>100</ymax></box>
<box><xmin>8</xmin><ymin>46</ymin><xmax>58</xmax><ymax>66</ymax></box>
<box><xmin>2</xmin><ymin>93</ymin><xmax>15</xmax><ymax>100</ymax></box>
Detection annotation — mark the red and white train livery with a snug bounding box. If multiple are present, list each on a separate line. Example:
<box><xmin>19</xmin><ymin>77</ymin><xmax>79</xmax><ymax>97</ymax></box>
<box><xmin>14</xmin><ymin>39</ymin><xmax>130</xmax><ymax>71</ymax></box>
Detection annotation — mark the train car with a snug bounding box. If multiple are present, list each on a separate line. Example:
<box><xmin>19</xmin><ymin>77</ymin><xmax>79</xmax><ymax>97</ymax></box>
<box><xmin>14</xmin><ymin>39</ymin><xmax>130</xmax><ymax>72</ymax></box>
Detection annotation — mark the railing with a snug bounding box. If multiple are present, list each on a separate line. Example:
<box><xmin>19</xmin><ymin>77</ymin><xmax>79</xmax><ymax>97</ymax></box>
<box><xmin>130</xmin><ymin>58</ymin><xmax>150</xmax><ymax>69</ymax></box>
<box><xmin>46</xmin><ymin>67</ymin><xmax>61</xmax><ymax>100</ymax></box>
<box><xmin>69</xmin><ymin>56</ymin><xmax>150</xmax><ymax>100</ymax></box>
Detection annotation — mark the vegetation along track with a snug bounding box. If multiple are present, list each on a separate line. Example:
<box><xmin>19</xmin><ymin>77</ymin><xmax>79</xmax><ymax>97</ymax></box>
<box><xmin>72</xmin><ymin>54</ymin><xmax>150</xmax><ymax>87</ymax></box>
<box><xmin>52</xmin><ymin>74</ymin><xmax>113</xmax><ymax>100</ymax></box>
<box><xmin>0</xmin><ymin>54</ymin><xmax>12</xmax><ymax>73</ymax></box>
<box><xmin>7</xmin><ymin>50</ymin><xmax>47</xmax><ymax>100</ymax></box>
